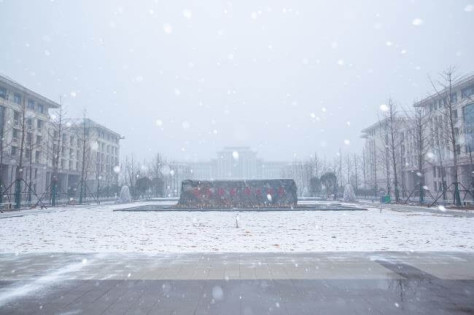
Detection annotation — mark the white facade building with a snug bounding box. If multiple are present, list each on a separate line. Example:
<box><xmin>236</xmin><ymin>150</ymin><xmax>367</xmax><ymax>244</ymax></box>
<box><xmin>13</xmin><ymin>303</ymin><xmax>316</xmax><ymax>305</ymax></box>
<box><xmin>0</xmin><ymin>74</ymin><xmax>122</xmax><ymax>204</ymax></box>
<box><xmin>361</xmin><ymin>74</ymin><xmax>474</xmax><ymax>202</ymax></box>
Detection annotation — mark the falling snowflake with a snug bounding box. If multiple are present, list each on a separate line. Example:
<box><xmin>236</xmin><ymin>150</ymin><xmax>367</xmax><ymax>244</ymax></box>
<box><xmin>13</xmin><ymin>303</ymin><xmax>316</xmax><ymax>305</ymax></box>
<box><xmin>380</xmin><ymin>104</ymin><xmax>389</xmax><ymax>112</ymax></box>
<box><xmin>155</xmin><ymin>119</ymin><xmax>163</xmax><ymax>127</ymax></box>
<box><xmin>90</xmin><ymin>141</ymin><xmax>99</xmax><ymax>150</ymax></box>
<box><xmin>464</xmin><ymin>4</ymin><xmax>474</xmax><ymax>12</ymax></box>
<box><xmin>232</xmin><ymin>151</ymin><xmax>239</xmax><ymax>160</ymax></box>
<box><xmin>344</xmin><ymin>139</ymin><xmax>350</xmax><ymax>145</ymax></box>
<box><xmin>183</xmin><ymin>9</ymin><xmax>192</xmax><ymax>19</ymax></box>
<box><xmin>182</xmin><ymin>121</ymin><xmax>190</xmax><ymax>129</ymax></box>
<box><xmin>412</xmin><ymin>18</ymin><xmax>423</xmax><ymax>26</ymax></box>
<box><xmin>426</xmin><ymin>152</ymin><xmax>435</xmax><ymax>160</ymax></box>
<box><xmin>212</xmin><ymin>286</ymin><xmax>224</xmax><ymax>300</ymax></box>
<box><xmin>163</xmin><ymin>23</ymin><xmax>173</xmax><ymax>34</ymax></box>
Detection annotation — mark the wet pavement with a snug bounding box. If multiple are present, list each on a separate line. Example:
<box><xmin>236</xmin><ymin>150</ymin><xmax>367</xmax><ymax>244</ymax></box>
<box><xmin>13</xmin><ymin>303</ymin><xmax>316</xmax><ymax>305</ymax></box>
<box><xmin>0</xmin><ymin>252</ymin><xmax>473</xmax><ymax>314</ymax></box>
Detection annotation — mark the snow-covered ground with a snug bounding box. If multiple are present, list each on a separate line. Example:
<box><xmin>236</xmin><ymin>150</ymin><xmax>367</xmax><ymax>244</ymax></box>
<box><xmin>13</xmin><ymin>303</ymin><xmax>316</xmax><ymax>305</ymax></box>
<box><xmin>0</xmin><ymin>201</ymin><xmax>473</xmax><ymax>253</ymax></box>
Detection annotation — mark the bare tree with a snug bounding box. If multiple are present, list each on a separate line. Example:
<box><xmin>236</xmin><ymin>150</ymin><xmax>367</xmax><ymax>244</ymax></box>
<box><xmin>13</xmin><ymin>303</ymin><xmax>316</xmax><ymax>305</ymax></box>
<box><xmin>148</xmin><ymin>153</ymin><xmax>165</xmax><ymax>197</ymax></box>
<box><xmin>353</xmin><ymin>153</ymin><xmax>359</xmax><ymax>193</ymax></box>
<box><xmin>367</xmin><ymin>139</ymin><xmax>378</xmax><ymax>198</ymax></box>
<box><xmin>0</xmin><ymin>112</ymin><xmax>19</xmax><ymax>204</ymax></box>
<box><xmin>386</xmin><ymin>99</ymin><xmax>401</xmax><ymax>202</ymax></box>
<box><xmin>24</xmin><ymin>114</ymin><xmax>45</xmax><ymax>204</ymax></box>
<box><xmin>376</xmin><ymin>119</ymin><xmax>392</xmax><ymax>198</ymax></box>
<box><xmin>429</xmin><ymin>116</ymin><xmax>448</xmax><ymax>201</ymax></box>
<box><xmin>429</xmin><ymin>67</ymin><xmax>462</xmax><ymax>206</ymax></box>
<box><xmin>13</xmin><ymin>96</ymin><xmax>28</xmax><ymax>208</ymax></box>
<box><xmin>46</xmin><ymin>104</ymin><xmax>69</xmax><ymax>206</ymax></box>
<box><xmin>78</xmin><ymin>114</ymin><xmax>91</xmax><ymax>204</ymax></box>
<box><xmin>361</xmin><ymin>148</ymin><xmax>367</xmax><ymax>191</ymax></box>
<box><xmin>407</xmin><ymin>107</ymin><xmax>431</xmax><ymax>203</ymax></box>
<box><xmin>345</xmin><ymin>154</ymin><xmax>352</xmax><ymax>186</ymax></box>
<box><xmin>124</xmin><ymin>155</ymin><xmax>137</xmax><ymax>199</ymax></box>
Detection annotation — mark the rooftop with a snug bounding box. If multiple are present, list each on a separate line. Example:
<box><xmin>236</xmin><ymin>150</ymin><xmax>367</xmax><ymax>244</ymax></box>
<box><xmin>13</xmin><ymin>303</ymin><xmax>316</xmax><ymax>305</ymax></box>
<box><xmin>0</xmin><ymin>74</ymin><xmax>60</xmax><ymax>109</ymax></box>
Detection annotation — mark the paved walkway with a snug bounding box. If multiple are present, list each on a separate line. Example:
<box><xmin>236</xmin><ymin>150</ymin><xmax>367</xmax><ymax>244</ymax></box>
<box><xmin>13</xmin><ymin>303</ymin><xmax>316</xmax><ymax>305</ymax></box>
<box><xmin>0</xmin><ymin>252</ymin><xmax>473</xmax><ymax>314</ymax></box>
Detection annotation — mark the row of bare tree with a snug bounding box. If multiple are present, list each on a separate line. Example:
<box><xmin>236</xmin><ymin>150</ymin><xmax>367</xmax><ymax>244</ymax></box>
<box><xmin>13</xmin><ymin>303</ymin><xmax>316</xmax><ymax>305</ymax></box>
<box><xmin>363</xmin><ymin>67</ymin><xmax>472</xmax><ymax>206</ymax></box>
<box><xmin>0</xmin><ymin>99</ymin><xmax>95</xmax><ymax>208</ymax></box>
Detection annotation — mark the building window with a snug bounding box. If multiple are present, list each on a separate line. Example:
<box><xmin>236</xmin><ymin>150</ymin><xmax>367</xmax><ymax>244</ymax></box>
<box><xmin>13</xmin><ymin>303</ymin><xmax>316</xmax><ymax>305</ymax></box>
<box><xmin>12</xmin><ymin>129</ymin><xmax>18</xmax><ymax>140</ymax></box>
<box><xmin>462</xmin><ymin>85</ymin><xmax>474</xmax><ymax>99</ymax></box>
<box><xmin>14</xmin><ymin>94</ymin><xmax>21</xmax><ymax>104</ymax></box>
<box><xmin>13</xmin><ymin>111</ymin><xmax>20</xmax><ymax>125</ymax></box>
<box><xmin>0</xmin><ymin>87</ymin><xmax>6</xmax><ymax>99</ymax></box>
<box><xmin>35</xmin><ymin>151</ymin><xmax>41</xmax><ymax>162</ymax></box>
<box><xmin>451</xmin><ymin>92</ymin><xmax>458</xmax><ymax>103</ymax></box>
<box><xmin>37</xmin><ymin>119</ymin><xmax>43</xmax><ymax>131</ymax></box>
<box><xmin>37</xmin><ymin>103</ymin><xmax>44</xmax><ymax>113</ymax></box>
<box><xmin>28</xmin><ymin>99</ymin><xmax>35</xmax><ymax>110</ymax></box>
<box><xmin>36</xmin><ymin>135</ymin><xmax>42</xmax><ymax>145</ymax></box>
<box><xmin>11</xmin><ymin>146</ymin><xmax>17</xmax><ymax>156</ymax></box>
<box><xmin>463</xmin><ymin>103</ymin><xmax>474</xmax><ymax>151</ymax></box>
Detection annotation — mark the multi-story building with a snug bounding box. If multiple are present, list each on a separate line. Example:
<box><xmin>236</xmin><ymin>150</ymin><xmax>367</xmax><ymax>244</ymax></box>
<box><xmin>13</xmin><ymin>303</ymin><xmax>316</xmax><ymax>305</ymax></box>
<box><xmin>163</xmin><ymin>162</ymin><xmax>192</xmax><ymax>197</ymax></box>
<box><xmin>258</xmin><ymin>160</ymin><xmax>289</xmax><ymax>179</ymax></box>
<box><xmin>0</xmin><ymin>74</ymin><xmax>60</xmax><ymax>199</ymax></box>
<box><xmin>215</xmin><ymin>146</ymin><xmax>259</xmax><ymax>179</ymax></box>
<box><xmin>0</xmin><ymin>74</ymin><xmax>121</xmax><ymax>204</ymax></box>
<box><xmin>186</xmin><ymin>147</ymin><xmax>287</xmax><ymax>182</ymax></box>
<box><xmin>361</xmin><ymin>117</ymin><xmax>411</xmax><ymax>196</ymax></box>
<box><xmin>48</xmin><ymin>118</ymin><xmax>122</xmax><ymax>198</ymax></box>
<box><xmin>361</xmin><ymin>73</ymin><xmax>474</xmax><ymax>201</ymax></box>
<box><xmin>413</xmin><ymin>74</ymin><xmax>474</xmax><ymax>195</ymax></box>
<box><xmin>188</xmin><ymin>161</ymin><xmax>217</xmax><ymax>180</ymax></box>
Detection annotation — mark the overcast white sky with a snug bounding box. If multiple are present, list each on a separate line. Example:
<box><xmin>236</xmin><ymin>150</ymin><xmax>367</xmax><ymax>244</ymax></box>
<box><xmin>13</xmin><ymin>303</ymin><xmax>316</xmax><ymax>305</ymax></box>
<box><xmin>1</xmin><ymin>0</ymin><xmax>473</xmax><ymax>162</ymax></box>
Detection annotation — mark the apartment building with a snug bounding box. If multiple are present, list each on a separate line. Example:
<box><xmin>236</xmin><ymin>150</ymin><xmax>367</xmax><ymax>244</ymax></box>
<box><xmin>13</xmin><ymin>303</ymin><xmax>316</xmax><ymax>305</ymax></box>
<box><xmin>0</xmin><ymin>75</ymin><xmax>60</xmax><ymax>198</ymax></box>
<box><xmin>413</xmin><ymin>74</ymin><xmax>474</xmax><ymax>194</ymax></box>
<box><xmin>361</xmin><ymin>74</ymin><xmax>474</xmax><ymax>200</ymax></box>
<box><xmin>0</xmin><ymin>74</ymin><xmax>121</xmax><ymax>203</ymax></box>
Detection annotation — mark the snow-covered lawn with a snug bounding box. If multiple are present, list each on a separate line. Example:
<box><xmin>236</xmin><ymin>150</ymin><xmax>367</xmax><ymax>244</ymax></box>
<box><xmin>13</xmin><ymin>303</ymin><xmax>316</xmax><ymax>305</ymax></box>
<box><xmin>1</xmin><ymin>202</ymin><xmax>473</xmax><ymax>253</ymax></box>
